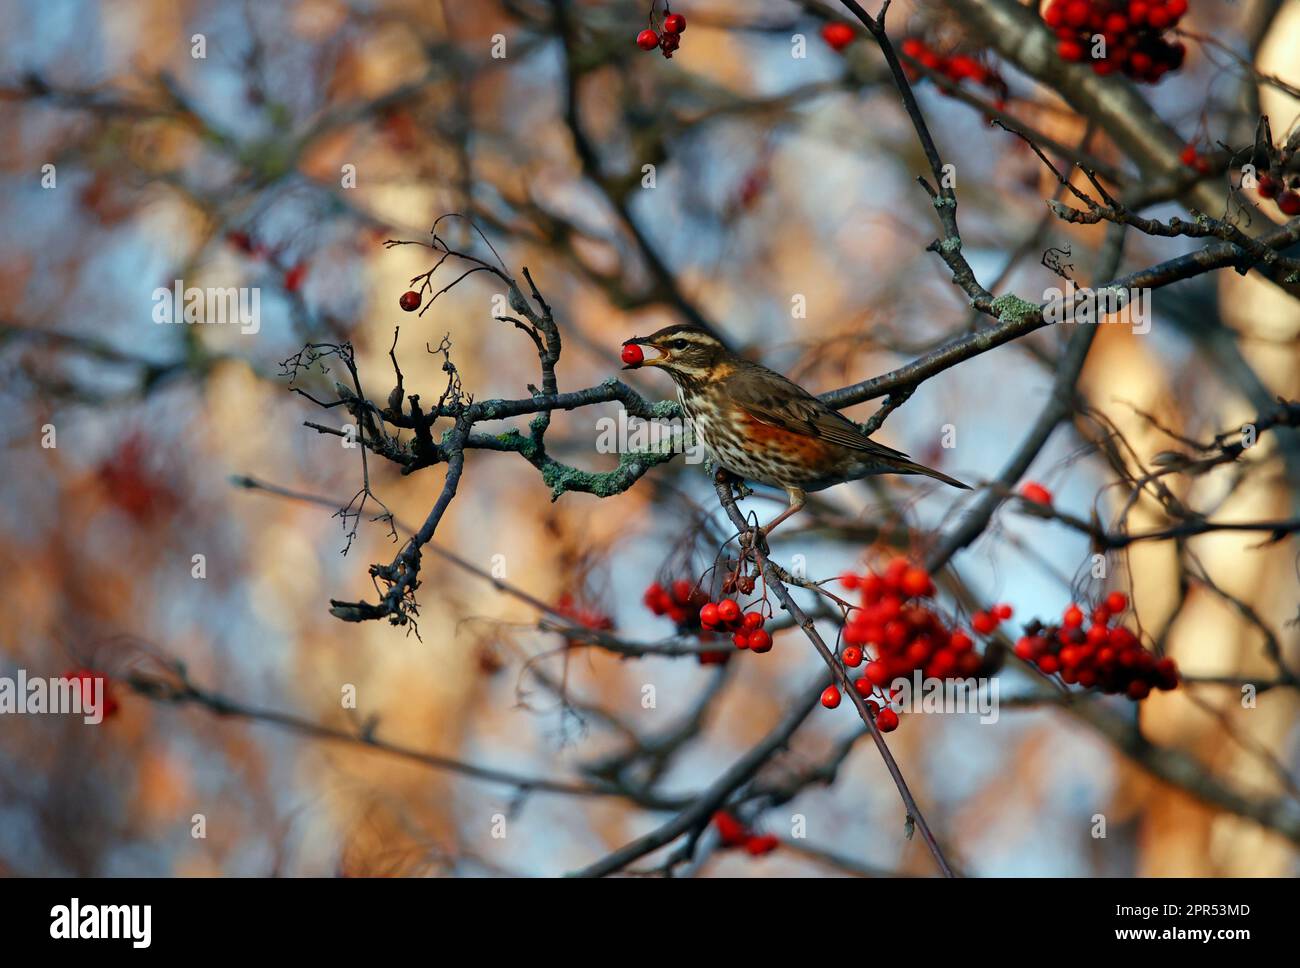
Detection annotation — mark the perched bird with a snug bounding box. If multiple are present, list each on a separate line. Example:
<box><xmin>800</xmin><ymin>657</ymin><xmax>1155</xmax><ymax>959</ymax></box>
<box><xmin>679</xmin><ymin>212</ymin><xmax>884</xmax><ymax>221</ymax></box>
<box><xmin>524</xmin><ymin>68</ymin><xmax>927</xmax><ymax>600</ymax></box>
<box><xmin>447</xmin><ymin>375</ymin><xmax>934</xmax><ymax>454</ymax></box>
<box><xmin>622</xmin><ymin>324</ymin><xmax>969</xmax><ymax>535</ymax></box>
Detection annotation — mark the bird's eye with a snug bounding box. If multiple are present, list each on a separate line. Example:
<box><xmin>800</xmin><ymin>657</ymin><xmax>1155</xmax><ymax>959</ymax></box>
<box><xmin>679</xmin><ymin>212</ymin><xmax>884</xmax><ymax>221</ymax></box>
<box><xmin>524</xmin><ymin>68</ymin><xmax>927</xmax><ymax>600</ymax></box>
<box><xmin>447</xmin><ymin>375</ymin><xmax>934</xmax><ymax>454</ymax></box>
<box><xmin>670</xmin><ymin>339</ymin><xmax>689</xmax><ymax>350</ymax></box>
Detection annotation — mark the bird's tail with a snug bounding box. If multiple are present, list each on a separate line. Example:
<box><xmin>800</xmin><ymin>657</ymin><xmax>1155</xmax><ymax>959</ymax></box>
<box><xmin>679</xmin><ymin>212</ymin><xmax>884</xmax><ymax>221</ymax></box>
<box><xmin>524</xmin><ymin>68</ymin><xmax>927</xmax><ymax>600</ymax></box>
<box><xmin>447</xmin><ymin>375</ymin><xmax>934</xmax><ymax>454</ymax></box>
<box><xmin>893</xmin><ymin>458</ymin><xmax>971</xmax><ymax>490</ymax></box>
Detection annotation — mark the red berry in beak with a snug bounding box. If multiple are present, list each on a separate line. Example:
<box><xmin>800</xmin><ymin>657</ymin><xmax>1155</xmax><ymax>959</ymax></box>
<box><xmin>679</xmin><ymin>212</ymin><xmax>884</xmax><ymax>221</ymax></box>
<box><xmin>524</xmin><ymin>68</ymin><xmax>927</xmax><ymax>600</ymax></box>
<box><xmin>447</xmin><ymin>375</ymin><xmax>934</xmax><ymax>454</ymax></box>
<box><xmin>621</xmin><ymin>342</ymin><xmax>644</xmax><ymax>366</ymax></box>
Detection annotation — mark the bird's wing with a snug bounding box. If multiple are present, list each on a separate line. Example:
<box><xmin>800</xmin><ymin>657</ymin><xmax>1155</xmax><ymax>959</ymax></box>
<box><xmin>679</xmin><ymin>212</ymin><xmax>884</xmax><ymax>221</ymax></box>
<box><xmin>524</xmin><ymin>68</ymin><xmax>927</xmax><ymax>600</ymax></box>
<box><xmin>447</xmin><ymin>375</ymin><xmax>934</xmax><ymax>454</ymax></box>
<box><xmin>723</xmin><ymin>363</ymin><xmax>911</xmax><ymax>460</ymax></box>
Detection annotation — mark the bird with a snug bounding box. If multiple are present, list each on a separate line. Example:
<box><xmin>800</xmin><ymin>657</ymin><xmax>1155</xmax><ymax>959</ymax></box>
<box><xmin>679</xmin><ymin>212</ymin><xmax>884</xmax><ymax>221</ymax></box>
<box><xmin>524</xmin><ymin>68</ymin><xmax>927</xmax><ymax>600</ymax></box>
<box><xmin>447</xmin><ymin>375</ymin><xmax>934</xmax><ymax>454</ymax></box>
<box><xmin>622</xmin><ymin>324</ymin><xmax>970</xmax><ymax>536</ymax></box>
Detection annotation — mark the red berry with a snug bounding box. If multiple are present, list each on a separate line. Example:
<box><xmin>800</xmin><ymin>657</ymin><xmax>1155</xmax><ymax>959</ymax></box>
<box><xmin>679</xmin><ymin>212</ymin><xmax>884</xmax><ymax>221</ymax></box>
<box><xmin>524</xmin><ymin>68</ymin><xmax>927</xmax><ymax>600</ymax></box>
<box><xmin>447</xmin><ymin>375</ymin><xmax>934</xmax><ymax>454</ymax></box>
<box><xmin>742</xmin><ymin>611</ymin><xmax>764</xmax><ymax>631</ymax></box>
<box><xmin>949</xmin><ymin>631</ymin><xmax>974</xmax><ymax>652</ymax></box>
<box><xmin>821</xmin><ymin>22</ymin><xmax>855</xmax><ymax>51</ymax></box>
<box><xmin>1064</xmin><ymin>1</ymin><xmax>1090</xmax><ymax>27</ymax></box>
<box><xmin>928</xmin><ymin>651</ymin><xmax>957</xmax><ymax>679</ymax></box>
<box><xmin>865</xmin><ymin>660</ymin><xmax>890</xmax><ymax>687</ymax></box>
<box><xmin>1278</xmin><ymin>190</ymin><xmax>1300</xmax><ymax>216</ymax></box>
<box><xmin>748</xmin><ymin>629</ymin><xmax>773</xmax><ymax>653</ymax></box>
<box><xmin>63</xmin><ymin>669</ymin><xmax>120</xmax><ymax>719</ymax></box>
<box><xmin>971</xmin><ymin>612</ymin><xmax>997</xmax><ymax>636</ymax></box>
<box><xmin>876</xmin><ymin>707</ymin><xmax>900</xmax><ymax>732</ymax></box>
<box><xmin>672</xmin><ymin>580</ymin><xmax>693</xmax><ymax>604</ymax></box>
<box><xmin>1057</xmin><ymin>39</ymin><xmax>1084</xmax><ymax>63</ymax></box>
<box><xmin>1180</xmin><ymin>144</ymin><xmax>1199</xmax><ymax>166</ymax></box>
<box><xmin>621</xmin><ymin>342</ymin><xmax>644</xmax><ymax>366</ymax></box>
<box><xmin>839</xmin><ymin>572</ymin><xmax>860</xmax><ymax>590</ymax></box>
<box><xmin>643</xmin><ymin>583</ymin><xmax>666</xmax><ymax>613</ymax></box>
<box><xmin>663</xmin><ymin>13</ymin><xmax>686</xmax><ymax>34</ymax></box>
<box><xmin>1038</xmin><ymin>655</ymin><xmax>1060</xmax><ymax>675</ymax></box>
<box><xmin>853</xmin><ymin>677</ymin><xmax>873</xmax><ymax>697</ymax></box>
<box><xmin>901</xmin><ymin>38</ymin><xmax>925</xmax><ymax>58</ymax></box>
<box><xmin>713</xmin><ymin>811</ymin><xmax>747</xmax><ymax>846</ymax></box>
<box><xmin>1166</xmin><ymin>0</ymin><xmax>1187</xmax><ymax>17</ymax></box>
<box><xmin>636</xmin><ymin>29</ymin><xmax>659</xmax><ymax>51</ymax></box>
<box><xmin>399</xmin><ymin>290</ymin><xmax>421</xmax><ymax>312</ymax></box>
<box><xmin>1105</xmin><ymin>592</ymin><xmax>1129</xmax><ymax>614</ymax></box>
<box><xmin>283</xmin><ymin>263</ymin><xmax>308</xmax><ymax>292</ymax></box>
<box><xmin>744</xmin><ymin>833</ymin><xmax>778</xmax><ymax>856</ymax></box>
<box><xmin>1105</xmin><ymin>12</ymin><xmax>1128</xmax><ymax>32</ymax></box>
<box><xmin>842</xmin><ymin>645</ymin><xmax>863</xmax><ymax>668</ymax></box>
<box><xmin>1020</xmin><ymin>481</ymin><xmax>1053</xmax><ymax>504</ymax></box>
<box><xmin>1147</xmin><ymin>7</ymin><xmax>1170</xmax><ymax>28</ymax></box>
<box><xmin>1063</xmin><ymin>604</ymin><xmax>1084</xmax><ymax>629</ymax></box>
<box><xmin>1257</xmin><ymin>173</ymin><xmax>1281</xmax><ymax>199</ymax></box>
<box><xmin>820</xmin><ymin>685</ymin><xmax>842</xmax><ymax>709</ymax></box>
<box><xmin>993</xmin><ymin>603</ymin><xmax>1013</xmax><ymax>621</ymax></box>
<box><xmin>1126</xmin><ymin>680</ymin><xmax>1151</xmax><ymax>701</ymax></box>
<box><xmin>1043</xmin><ymin>1</ymin><xmax>1066</xmax><ymax>28</ymax></box>
<box><xmin>1129</xmin><ymin>1</ymin><xmax>1149</xmax><ymax>23</ymax></box>
<box><xmin>700</xmin><ymin>602</ymin><xmax>720</xmax><ymax>628</ymax></box>
<box><xmin>733</xmin><ymin>632</ymin><xmax>750</xmax><ymax>649</ymax></box>
<box><xmin>717</xmin><ymin>599</ymin><xmax>741</xmax><ymax>625</ymax></box>
<box><xmin>900</xmin><ymin>567</ymin><xmax>933</xmax><ymax>598</ymax></box>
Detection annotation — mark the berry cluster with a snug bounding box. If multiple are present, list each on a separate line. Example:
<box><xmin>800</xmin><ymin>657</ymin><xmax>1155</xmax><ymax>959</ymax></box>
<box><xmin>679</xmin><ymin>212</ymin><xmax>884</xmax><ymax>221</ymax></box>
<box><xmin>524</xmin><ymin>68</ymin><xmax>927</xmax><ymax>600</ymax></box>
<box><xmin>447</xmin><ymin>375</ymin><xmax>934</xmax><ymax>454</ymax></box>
<box><xmin>1043</xmin><ymin>0</ymin><xmax>1188</xmax><ymax>81</ymax></box>
<box><xmin>644</xmin><ymin>579</ymin><xmax>730</xmax><ymax>664</ymax></box>
<box><xmin>1013</xmin><ymin>593</ymin><xmax>1179</xmax><ymax>699</ymax></box>
<box><xmin>712</xmin><ymin>811</ymin><xmax>779</xmax><ymax>856</ymax></box>
<box><xmin>555</xmin><ymin>593</ymin><xmax>614</xmax><ymax>632</ymax></box>
<box><xmin>636</xmin><ymin>9</ymin><xmax>687</xmax><ymax>59</ymax></box>
<box><xmin>701</xmin><ymin>598</ymin><xmax>773</xmax><ymax>653</ymax></box>
<box><xmin>62</xmin><ymin>668</ymin><xmax>121</xmax><ymax>721</ymax></box>
<box><xmin>1257</xmin><ymin>172</ymin><xmax>1300</xmax><ymax>217</ymax></box>
<box><xmin>900</xmin><ymin>38</ymin><xmax>1009</xmax><ymax>107</ymax></box>
<box><xmin>823</xmin><ymin>558</ymin><xmax>1012</xmax><ymax>730</ymax></box>
<box><xmin>1179</xmin><ymin>144</ymin><xmax>1211</xmax><ymax>176</ymax></box>
<box><xmin>554</xmin><ymin>593</ymin><xmax>615</xmax><ymax>652</ymax></box>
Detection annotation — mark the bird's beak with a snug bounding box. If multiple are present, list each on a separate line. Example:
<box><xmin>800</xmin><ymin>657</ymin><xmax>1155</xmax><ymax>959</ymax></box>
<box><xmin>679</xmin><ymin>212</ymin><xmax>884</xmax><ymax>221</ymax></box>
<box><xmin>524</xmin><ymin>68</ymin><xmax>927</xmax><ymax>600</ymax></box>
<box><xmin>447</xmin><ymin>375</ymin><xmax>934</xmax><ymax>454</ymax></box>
<box><xmin>622</xmin><ymin>336</ymin><xmax>669</xmax><ymax>370</ymax></box>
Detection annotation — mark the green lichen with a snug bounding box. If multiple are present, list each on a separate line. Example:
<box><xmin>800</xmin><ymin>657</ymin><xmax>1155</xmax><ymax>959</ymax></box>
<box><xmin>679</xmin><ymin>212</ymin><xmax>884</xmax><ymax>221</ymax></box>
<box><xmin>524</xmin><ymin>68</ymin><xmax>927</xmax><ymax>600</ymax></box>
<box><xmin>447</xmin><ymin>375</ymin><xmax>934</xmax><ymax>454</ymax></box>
<box><xmin>542</xmin><ymin>448</ymin><xmax>676</xmax><ymax>500</ymax></box>
<box><xmin>494</xmin><ymin>428</ymin><xmax>537</xmax><ymax>459</ymax></box>
<box><xmin>990</xmin><ymin>293</ymin><xmax>1041</xmax><ymax>324</ymax></box>
<box><xmin>649</xmin><ymin>399</ymin><xmax>683</xmax><ymax>419</ymax></box>
<box><xmin>937</xmin><ymin>236</ymin><xmax>962</xmax><ymax>254</ymax></box>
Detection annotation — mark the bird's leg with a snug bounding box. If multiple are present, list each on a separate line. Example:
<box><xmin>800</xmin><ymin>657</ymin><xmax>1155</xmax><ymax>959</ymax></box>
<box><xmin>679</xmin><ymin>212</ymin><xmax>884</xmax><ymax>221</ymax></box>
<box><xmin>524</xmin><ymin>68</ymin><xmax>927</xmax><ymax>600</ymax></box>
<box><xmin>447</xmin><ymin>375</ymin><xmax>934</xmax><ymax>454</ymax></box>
<box><xmin>758</xmin><ymin>487</ymin><xmax>806</xmax><ymax>539</ymax></box>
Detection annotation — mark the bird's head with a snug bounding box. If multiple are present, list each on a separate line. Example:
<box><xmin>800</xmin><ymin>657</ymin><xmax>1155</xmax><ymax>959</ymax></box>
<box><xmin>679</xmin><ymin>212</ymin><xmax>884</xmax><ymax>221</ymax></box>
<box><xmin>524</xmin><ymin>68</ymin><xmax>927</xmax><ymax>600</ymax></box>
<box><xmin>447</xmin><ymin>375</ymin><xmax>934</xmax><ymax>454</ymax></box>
<box><xmin>621</xmin><ymin>325</ymin><xmax>729</xmax><ymax>384</ymax></box>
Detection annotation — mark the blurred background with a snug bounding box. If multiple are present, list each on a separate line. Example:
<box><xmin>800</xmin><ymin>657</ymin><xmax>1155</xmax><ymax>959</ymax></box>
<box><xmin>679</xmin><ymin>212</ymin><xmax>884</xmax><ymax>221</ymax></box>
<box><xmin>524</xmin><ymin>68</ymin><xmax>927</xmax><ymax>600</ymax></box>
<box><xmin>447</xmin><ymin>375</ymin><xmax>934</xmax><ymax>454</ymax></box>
<box><xmin>0</xmin><ymin>0</ymin><xmax>1297</xmax><ymax>877</ymax></box>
